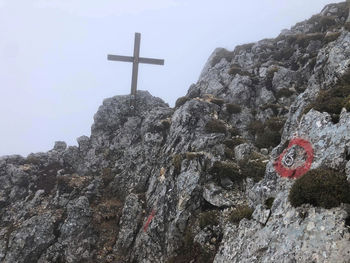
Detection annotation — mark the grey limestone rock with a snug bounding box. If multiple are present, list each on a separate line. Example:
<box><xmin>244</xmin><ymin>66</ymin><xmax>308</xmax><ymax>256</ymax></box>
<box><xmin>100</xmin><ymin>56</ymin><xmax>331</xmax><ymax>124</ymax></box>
<box><xmin>1</xmin><ymin>2</ymin><xmax>350</xmax><ymax>262</ymax></box>
<box><xmin>234</xmin><ymin>143</ymin><xmax>257</xmax><ymax>161</ymax></box>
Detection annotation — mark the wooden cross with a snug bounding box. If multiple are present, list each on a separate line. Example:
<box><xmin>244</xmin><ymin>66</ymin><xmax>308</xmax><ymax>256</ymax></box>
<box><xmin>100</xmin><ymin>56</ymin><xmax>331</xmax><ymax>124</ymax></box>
<box><xmin>107</xmin><ymin>32</ymin><xmax>164</xmax><ymax>109</ymax></box>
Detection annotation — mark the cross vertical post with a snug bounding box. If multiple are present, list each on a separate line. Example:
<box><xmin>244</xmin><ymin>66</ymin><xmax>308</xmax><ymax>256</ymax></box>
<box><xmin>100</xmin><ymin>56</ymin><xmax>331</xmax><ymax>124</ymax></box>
<box><xmin>107</xmin><ymin>32</ymin><xmax>165</xmax><ymax>111</ymax></box>
<box><xmin>131</xmin><ymin>33</ymin><xmax>141</xmax><ymax>97</ymax></box>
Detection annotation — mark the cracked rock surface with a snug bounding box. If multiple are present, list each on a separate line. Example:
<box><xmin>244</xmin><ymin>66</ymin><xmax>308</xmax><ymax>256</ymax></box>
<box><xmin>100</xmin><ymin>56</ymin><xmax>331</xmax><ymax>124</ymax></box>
<box><xmin>1</xmin><ymin>2</ymin><xmax>350</xmax><ymax>262</ymax></box>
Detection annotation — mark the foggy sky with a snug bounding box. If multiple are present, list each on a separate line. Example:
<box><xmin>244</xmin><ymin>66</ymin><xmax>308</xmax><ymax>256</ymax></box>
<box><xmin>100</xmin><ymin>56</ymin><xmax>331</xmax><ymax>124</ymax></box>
<box><xmin>0</xmin><ymin>0</ymin><xmax>343</xmax><ymax>156</ymax></box>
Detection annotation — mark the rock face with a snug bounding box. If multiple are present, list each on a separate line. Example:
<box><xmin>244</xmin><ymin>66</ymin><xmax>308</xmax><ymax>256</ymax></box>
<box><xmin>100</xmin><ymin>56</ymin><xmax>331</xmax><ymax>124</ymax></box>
<box><xmin>1</xmin><ymin>2</ymin><xmax>350</xmax><ymax>262</ymax></box>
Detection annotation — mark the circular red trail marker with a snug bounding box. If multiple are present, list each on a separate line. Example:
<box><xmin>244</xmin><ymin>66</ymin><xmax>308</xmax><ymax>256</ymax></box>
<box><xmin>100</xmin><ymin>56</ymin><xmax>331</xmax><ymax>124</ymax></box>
<box><xmin>274</xmin><ymin>138</ymin><xmax>314</xmax><ymax>179</ymax></box>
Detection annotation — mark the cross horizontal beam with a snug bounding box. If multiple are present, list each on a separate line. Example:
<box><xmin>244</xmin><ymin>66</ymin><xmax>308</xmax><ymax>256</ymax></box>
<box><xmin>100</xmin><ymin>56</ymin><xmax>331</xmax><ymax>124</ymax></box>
<box><xmin>107</xmin><ymin>55</ymin><xmax>164</xmax><ymax>65</ymax></box>
<box><xmin>107</xmin><ymin>32</ymin><xmax>164</xmax><ymax>111</ymax></box>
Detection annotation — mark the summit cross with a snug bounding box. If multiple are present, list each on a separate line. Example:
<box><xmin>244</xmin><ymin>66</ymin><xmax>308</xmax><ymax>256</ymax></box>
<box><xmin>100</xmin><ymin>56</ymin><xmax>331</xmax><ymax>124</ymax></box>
<box><xmin>107</xmin><ymin>32</ymin><xmax>165</xmax><ymax>109</ymax></box>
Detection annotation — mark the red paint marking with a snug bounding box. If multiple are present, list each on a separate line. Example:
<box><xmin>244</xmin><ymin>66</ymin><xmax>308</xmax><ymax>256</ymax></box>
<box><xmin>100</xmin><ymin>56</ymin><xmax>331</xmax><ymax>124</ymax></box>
<box><xmin>143</xmin><ymin>209</ymin><xmax>156</xmax><ymax>232</ymax></box>
<box><xmin>274</xmin><ymin>138</ymin><xmax>314</xmax><ymax>179</ymax></box>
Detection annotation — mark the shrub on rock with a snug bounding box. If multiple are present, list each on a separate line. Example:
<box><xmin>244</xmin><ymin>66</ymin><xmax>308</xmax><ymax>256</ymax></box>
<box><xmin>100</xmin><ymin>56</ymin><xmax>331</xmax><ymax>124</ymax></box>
<box><xmin>324</xmin><ymin>32</ymin><xmax>341</xmax><ymax>43</ymax></box>
<box><xmin>175</xmin><ymin>96</ymin><xmax>190</xmax><ymax>108</ymax></box>
<box><xmin>210</xmin><ymin>97</ymin><xmax>224</xmax><ymax>106</ymax></box>
<box><xmin>226</xmin><ymin>103</ymin><xmax>242</xmax><ymax>114</ymax></box>
<box><xmin>205</xmin><ymin>119</ymin><xmax>227</xmax><ymax>133</ymax></box>
<box><xmin>228</xmin><ymin>205</ymin><xmax>254</xmax><ymax>225</ymax></box>
<box><xmin>304</xmin><ymin>69</ymin><xmax>350</xmax><ymax>122</ymax></box>
<box><xmin>247</xmin><ymin>120</ymin><xmax>265</xmax><ymax>136</ymax></box>
<box><xmin>209</xmin><ymin>161</ymin><xmax>243</xmax><ymax>184</ymax></box>
<box><xmin>275</xmin><ymin>88</ymin><xmax>294</xmax><ymax>99</ymax></box>
<box><xmin>255</xmin><ymin>130</ymin><xmax>281</xmax><ymax>149</ymax></box>
<box><xmin>238</xmin><ymin>153</ymin><xmax>267</xmax><ymax>182</ymax></box>
<box><xmin>345</xmin><ymin>22</ymin><xmax>350</xmax><ymax>31</ymax></box>
<box><xmin>265</xmin><ymin>117</ymin><xmax>285</xmax><ymax>132</ymax></box>
<box><xmin>264</xmin><ymin>197</ymin><xmax>275</xmax><ymax>209</ymax></box>
<box><xmin>228</xmin><ymin>127</ymin><xmax>240</xmax><ymax>136</ymax></box>
<box><xmin>199</xmin><ymin>210</ymin><xmax>219</xmax><ymax>228</ymax></box>
<box><xmin>228</xmin><ymin>65</ymin><xmax>252</xmax><ymax>77</ymax></box>
<box><xmin>172</xmin><ymin>154</ymin><xmax>182</xmax><ymax>175</ymax></box>
<box><xmin>289</xmin><ymin>168</ymin><xmax>350</xmax><ymax>209</ymax></box>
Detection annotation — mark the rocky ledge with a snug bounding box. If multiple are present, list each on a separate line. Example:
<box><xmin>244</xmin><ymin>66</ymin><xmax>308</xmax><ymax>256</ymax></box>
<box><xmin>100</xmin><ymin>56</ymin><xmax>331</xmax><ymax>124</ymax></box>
<box><xmin>1</xmin><ymin>2</ymin><xmax>350</xmax><ymax>263</ymax></box>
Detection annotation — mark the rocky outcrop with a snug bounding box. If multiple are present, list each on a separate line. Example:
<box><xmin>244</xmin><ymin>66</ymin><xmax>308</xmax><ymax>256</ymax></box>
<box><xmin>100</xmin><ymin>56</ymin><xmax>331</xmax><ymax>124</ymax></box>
<box><xmin>1</xmin><ymin>2</ymin><xmax>350</xmax><ymax>262</ymax></box>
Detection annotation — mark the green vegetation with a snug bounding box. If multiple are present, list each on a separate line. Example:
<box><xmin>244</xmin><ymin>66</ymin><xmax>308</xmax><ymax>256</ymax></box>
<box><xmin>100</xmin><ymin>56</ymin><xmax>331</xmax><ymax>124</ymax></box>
<box><xmin>209</xmin><ymin>161</ymin><xmax>243</xmax><ymax>184</ymax></box>
<box><xmin>102</xmin><ymin>167</ymin><xmax>113</xmax><ymax>186</ymax></box>
<box><xmin>295</xmin><ymin>33</ymin><xmax>324</xmax><ymax>48</ymax></box>
<box><xmin>345</xmin><ymin>22</ymin><xmax>350</xmax><ymax>31</ymax></box>
<box><xmin>199</xmin><ymin>210</ymin><xmax>219</xmax><ymax>228</ymax></box>
<box><xmin>25</xmin><ymin>154</ymin><xmax>41</xmax><ymax>165</ymax></box>
<box><xmin>36</xmin><ymin>162</ymin><xmax>62</xmax><ymax>195</ymax></box>
<box><xmin>304</xmin><ymin>69</ymin><xmax>350</xmax><ymax>122</ymax></box>
<box><xmin>160</xmin><ymin>119</ymin><xmax>171</xmax><ymax>130</ymax></box>
<box><xmin>172</xmin><ymin>154</ymin><xmax>182</xmax><ymax>175</ymax></box>
<box><xmin>255</xmin><ymin>129</ymin><xmax>281</xmax><ymax>149</ymax></box>
<box><xmin>247</xmin><ymin>120</ymin><xmax>265</xmax><ymax>136</ymax></box>
<box><xmin>344</xmin><ymin>95</ymin><xmax>350</xmax><ymax>111</ymax></box>
<box><xmin>309</xmin><ymin>57</ymin><xmax>317</xmax><ymax>71</ymax></box>
<box><xmin>265</xmin><ymin>66</ymin><xmax>279</xmax><ymax>90</ymax></box>
<box><xmin>167</xmin><ymin>226</ymin><xmax>217</xmax><ymax>263</ymax></box>
<box><xmin>275</xmin><ymin>88</ymin><xmax>294</xmax><ymax>99</ymax></box>
<box><xmin>265</xmin><ymin>117</ymin><xmax>285</xmax><ymax>132</ymax></box>
<box><xmin>307</xmin><ymin>15</ymin><xmax>337</xmax><ymax>32</ymax></box>
<box><xmin>231</xmin><ymin>137</ymin><xmax>247</xmax><ymax>147</ymax></box>
<box><xmin>228</xmin><ymin>205</ymin><xmax>254</xmax><ymax>225</ymax></box>
<box><xmin>285</xmin><ymin>30</ymin><xmax>340</xmax><ymax>49</ymax></box>
<box><xmin>239</xmin><ymin>153</ymin><xmax>267</xmax><ymax>182</ymax></box>
<box><xmin>264</xmin><ymin>197</ymin><xmax>275</xmax><ymax>209</ymax></box>
<box><xmin>223</xmin><ymin>139</ymin><xmax>236</xmax><ymax>148</ymax></box>
<box><xmin>317</xmin><ymin>16</ymin><xmax>337</xmax><ymax>31</ymax></box>
<box><xmin>228</xmin><ymin>127</ymin><xmax>240</xmax><ymax>136</ymax></box>
<box><xmin>226</xmin><ymin>103</ymin><xmax>242</xmax><ymax>114</ymax></box>
<box><xmin>289</xmin><ymin>168</ymin><xmax>350</xmax><ymax>209</ymax></box>
<box><xmin>205</xmin><ymin>119</ymin><xmax>227</xmax><ymax>133</ymax></box>
<box><xmin>247</xmin><ymin>117</ymin><xmax>285</xmax><ymax>148</ymax></box>
<box><xmin>228</xmin><ymin>65</ymin><xmax>252</xmax><ymax>77</ymax></box>
<box><xmin>345</xmin><ymin>216</ymin><xmax>350</xmax><ymax>232</ymax></box>
<box><xmin>185</xmin><ymin>152</ymin><xmax>204</xmax><ymax>161</ymax></box>
<box><xmin>223</xmin><ymin>137</ymin><xmax>247</xmax><ymax>149</ymax></box>
<box><xmin>224</xmin><ymin>147</ymin><xmax>234</xmax><ymax>160</ymax></box>
<box><xmin>175</xmin><ymin>96</ymin><xmax>190</xmax><ymax>108</ymax></box>
<box><xmin>228</xmin><ymin>65</ymin><xmax>242</xmax><ymax>75</ymax></box>
<box><xmin>272</xmin><ymin>47</ymin><xmax>295</xmax><ymax>61</ymax></box>
<box><xmin>210</xmin><ymin>97</ymin><xmax>224</xmax><ymax>106</ymax></box>
<box><xmin>234</xmin><ymin>43</ymin><xmax>255</xmax><ymax>54</ymax></box>
<box><xmin>324</xmin><ymin>32</ymin><xmax>341</xmax><ymax>43</ymax></box>
<box><xmin>151</xmin><ymin>119</ymin><xmax>171</xmax><ymax>133</ymax></box>
<box><xmin>248</xmin><ymin>117</ymin><xmax>285</xmax><ymax>149</ymax></box>
<box><xmin>211</xmin><ymin>48</ymin><xmax>235</xmax><ymax>67</ymax></box>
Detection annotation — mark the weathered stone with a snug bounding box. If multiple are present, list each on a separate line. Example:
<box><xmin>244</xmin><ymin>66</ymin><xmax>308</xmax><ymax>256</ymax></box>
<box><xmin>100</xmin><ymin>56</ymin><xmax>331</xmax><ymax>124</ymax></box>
<box><xmin>252</xmin><ymin>204</ymin><xmax>271</xmax><ymax>225</ymax></box>
<box><xmin>53</xmin><ymin>141</ymin><xmax>67</xmax><ymax>151</ymax></box>
<box><xmin>203</xmin><ymin>182</ymin><xmax>247</xmax><ymax>208</ymax></box>
<box><xmin>1</xmin><ymin>3</ymin><xmax>350</xmax><ymax>262</ymax></box>
<box><xmin>234</xmin><ymin>143</ymin><xmax>256</xmax><ymax>161</ymax></box>
<box><xmin>114</xmin><ymin>194</ymin><xmax>142</xmax><ymax>252</ymax></box>
<box><xmin>260</xmin><ymin>148</ymin><xmax>269</xmax><ymax>155</ymax></box>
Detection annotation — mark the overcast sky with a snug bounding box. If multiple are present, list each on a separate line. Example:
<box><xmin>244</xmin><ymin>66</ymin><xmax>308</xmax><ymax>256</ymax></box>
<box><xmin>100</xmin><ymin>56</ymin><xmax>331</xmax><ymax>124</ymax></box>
<box><xmin>0</xmin><ymin>0</ymin><xmax>343</xmax><ymax>156</ymax></box>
